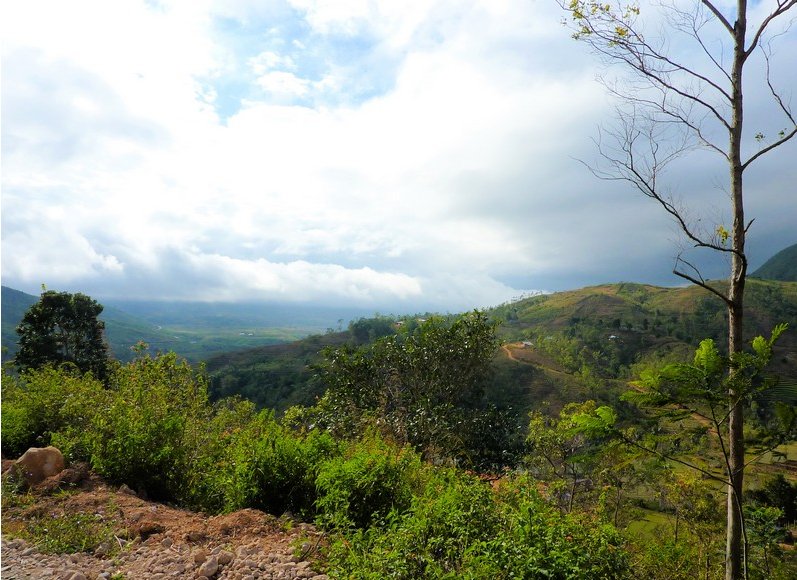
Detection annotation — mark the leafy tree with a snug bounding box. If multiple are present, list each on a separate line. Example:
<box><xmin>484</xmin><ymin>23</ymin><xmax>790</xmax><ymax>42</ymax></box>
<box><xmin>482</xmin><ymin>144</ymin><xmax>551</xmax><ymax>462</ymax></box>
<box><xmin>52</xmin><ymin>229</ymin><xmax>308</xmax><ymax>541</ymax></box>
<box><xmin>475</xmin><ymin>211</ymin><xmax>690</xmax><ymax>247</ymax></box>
<box><xmin>313</xmin><ymin>311</ymin><xmax>501</xmax><ymax>465</ymax></box>
<box><xmin>526</xmin><ymin>401</ymin><xmax>610</xmax><ymax>512</ymax></box>
<box><xmin>575</xmin><ymin>325</ymin><xmax>794</xmax><ymax>578</ymax></box>
<box><xmin>560</xmin><ymin>1</ymin><xmax>797</xmax><ymax>576</ymax></box>
<box><xmin>15</xmin><ymin>290</ymin><xmax>112</xmax><ymax>382</ymax></box>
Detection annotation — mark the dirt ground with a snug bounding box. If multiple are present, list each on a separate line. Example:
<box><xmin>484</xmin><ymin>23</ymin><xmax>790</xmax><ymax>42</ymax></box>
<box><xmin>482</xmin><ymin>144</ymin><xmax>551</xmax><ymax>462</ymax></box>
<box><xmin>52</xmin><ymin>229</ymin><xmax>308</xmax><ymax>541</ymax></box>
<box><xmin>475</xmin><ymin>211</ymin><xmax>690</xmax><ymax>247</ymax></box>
<box><xmin>1</xmin><ymin>463</ymin><xmax>329</xmax><ymax>579</ymax></box>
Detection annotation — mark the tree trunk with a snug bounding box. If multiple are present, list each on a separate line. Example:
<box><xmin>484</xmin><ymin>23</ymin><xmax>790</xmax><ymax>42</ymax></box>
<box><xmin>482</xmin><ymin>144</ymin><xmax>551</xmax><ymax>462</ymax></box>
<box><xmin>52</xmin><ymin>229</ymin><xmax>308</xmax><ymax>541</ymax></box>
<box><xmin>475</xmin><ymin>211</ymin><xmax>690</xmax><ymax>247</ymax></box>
<box><xmin>726</xmin><ymin>4</ymin><xmax>748</xmax><ymax>577</ymax></box>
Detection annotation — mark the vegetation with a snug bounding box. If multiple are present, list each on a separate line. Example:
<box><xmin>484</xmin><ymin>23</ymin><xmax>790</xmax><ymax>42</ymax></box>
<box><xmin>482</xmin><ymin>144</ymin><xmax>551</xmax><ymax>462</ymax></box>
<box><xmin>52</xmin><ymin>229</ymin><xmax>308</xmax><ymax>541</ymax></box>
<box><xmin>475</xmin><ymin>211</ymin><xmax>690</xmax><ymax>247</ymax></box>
<box><xmin>4</xmin><ymin>274</ymin><xmax>796</xmax><ymax>578</ymax></box>
<box><xmin>308</xmin><ymin>312</ymin><xmax>505</xmax><ymax>466</ymax></box>
<box><xmin>560</xmin><ymin>0</ymin><xmax>796</xmax><ymax>575</ymax></box>
<box><xmin>14</xmin><ymin>290</ymin><xmax>112</xmax><ymax>382</ymax></box>
<box><xmin>3</xmin><ymin>309</ymin><xmax>795</xmax><ymax>578</ymax></box>
<box><xmin>751</xmin><ymin>243</ymin><xmax>797</xmax><ymax>282</ymax></box>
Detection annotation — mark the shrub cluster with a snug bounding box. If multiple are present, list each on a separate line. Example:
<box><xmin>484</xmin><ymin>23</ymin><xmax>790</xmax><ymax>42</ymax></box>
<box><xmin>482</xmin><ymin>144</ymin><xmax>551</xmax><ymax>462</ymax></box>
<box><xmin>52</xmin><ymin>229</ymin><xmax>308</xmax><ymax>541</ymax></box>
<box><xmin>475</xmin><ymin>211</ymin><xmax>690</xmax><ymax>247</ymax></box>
<box><xmin>2</xmin><ymin>353</ymin><xmax>630</xmax><ymax>578</ymax></box>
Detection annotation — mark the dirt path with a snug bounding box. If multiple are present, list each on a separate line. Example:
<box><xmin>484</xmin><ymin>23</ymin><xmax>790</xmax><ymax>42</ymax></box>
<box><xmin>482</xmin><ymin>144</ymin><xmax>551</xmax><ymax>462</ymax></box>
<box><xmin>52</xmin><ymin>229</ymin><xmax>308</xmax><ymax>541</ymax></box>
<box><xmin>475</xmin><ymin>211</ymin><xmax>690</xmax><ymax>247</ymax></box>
<box><xmin>501</xmin><ymin>343</ymin><xmax>571</xmax><ymax>379</ymax></box>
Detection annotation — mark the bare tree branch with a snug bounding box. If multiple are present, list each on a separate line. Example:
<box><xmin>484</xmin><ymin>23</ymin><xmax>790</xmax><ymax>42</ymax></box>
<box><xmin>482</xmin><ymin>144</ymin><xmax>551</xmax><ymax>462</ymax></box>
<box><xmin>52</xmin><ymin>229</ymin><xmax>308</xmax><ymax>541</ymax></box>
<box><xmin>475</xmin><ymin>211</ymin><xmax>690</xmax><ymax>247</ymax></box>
<box><xmin>700</xmin><ymin>0</ymin><xmax>734</xmax><ymax>35</ymax></box>
<box><xmin>743</xmin><ymin>126</ymin><xmax>797</xmax><ymax>170</ymax></box>
<box><xmin>745</xmin><ymin>0</ymin><xmax>797</xmax><ymax>60</ymax></box>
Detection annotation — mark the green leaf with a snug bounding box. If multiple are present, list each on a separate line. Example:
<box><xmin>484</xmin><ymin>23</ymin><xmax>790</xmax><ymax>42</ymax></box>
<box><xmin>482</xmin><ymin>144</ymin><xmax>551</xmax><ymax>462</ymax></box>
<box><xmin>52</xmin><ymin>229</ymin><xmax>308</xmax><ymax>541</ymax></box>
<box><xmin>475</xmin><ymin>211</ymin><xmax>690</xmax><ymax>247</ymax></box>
<box><xmin>692</xmin><ymin>339</ymin><xmax>722</xmax><ymax>375</ymax></box>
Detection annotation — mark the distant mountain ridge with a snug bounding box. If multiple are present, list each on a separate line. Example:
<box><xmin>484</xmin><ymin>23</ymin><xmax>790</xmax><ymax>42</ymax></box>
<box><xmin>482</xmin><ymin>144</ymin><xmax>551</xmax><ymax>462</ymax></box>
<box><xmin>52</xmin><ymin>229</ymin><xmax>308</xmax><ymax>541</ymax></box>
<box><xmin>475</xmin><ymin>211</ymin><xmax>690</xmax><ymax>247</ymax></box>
<box><xmin>205</xmin><ymin>278</ymin><xmax>797</xmax><ymax>415</ymax></box>
<box><xmin>752</xmin><ymin>243</ymin><xmax>797</xmax><ymax>281</ymax></box>
<box><xmin>1</xmin><ymin>287</ymin><xmax>366</xmax><ymax>363</ymax></box>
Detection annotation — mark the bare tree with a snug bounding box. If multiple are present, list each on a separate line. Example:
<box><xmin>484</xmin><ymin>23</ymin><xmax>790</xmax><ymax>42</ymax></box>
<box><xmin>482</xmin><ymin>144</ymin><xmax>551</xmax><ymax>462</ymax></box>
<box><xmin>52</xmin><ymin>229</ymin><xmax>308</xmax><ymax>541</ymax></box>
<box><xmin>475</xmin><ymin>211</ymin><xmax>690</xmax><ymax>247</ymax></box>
<box><xmin>558</xmin><ymin>1</ymin><xmax>796</xmax><ymax>578</ymax></box>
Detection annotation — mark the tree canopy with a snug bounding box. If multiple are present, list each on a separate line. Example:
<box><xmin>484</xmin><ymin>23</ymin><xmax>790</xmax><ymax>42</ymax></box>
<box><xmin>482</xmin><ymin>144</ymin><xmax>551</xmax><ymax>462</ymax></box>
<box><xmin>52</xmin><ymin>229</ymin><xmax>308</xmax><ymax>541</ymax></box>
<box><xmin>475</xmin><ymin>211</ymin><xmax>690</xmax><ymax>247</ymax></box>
<box><xmin>15</xmin><ymin>290</ymin><xmax>111</xmax><ymax>382</ymax></box>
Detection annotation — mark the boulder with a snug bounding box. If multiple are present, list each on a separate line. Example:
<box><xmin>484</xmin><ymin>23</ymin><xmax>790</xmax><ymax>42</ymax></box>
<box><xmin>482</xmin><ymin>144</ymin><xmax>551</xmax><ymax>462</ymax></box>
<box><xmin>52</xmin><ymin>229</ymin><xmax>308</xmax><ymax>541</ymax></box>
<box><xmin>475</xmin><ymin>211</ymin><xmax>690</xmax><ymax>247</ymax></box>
<box><xmin>10</xmin><ymin>446</ymin><xmax>65</xmax><ymax>487</ymax></box>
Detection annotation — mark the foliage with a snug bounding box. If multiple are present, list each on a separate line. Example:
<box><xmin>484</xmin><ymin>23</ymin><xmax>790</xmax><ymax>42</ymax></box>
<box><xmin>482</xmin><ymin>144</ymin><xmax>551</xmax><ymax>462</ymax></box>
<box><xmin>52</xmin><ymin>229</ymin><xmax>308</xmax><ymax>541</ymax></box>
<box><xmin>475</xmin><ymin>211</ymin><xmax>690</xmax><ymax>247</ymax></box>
<box><xmin>315</xmin><ymin>433</ymin><xmax>424</xmax><ymax>530</ymax></box>
<box><xmin>220</xmin><ymin>410</ymin><xmax>340</xmax><ymax>517</ymax></box>
<box><xmin>348</xmin><ymin>315</ymin><xmax>397</xmax><ymax>344</ymax></box>
<box><xmin>624</xmin><ymin>325</ymin><xmax>795</xmax><ymax>455</ymax></box>
<box><xmin>630</xmin><ymin>536</ymin><xmax>718</xmax><ymax>580</ymax></box>
<box><xmin>0</xmin><ymin>365</ymin><xmax>106</xmax><ymax>457</ymax></box>
<box><xmin>60</xmin><ymin>352</ymin><xmax>211</xmax><ymax>501</ymax></box>
<box><xmin>4</xmin><ymin>339</ymin><xmax>794</xmax><ymax>577</ymax></box>
<box><xmin>16</xmin><ymin>510</ymin><xmax>119</xmax><ymax>555</ymax></box>
<box><xmin>747</xmin><ymin>474</ymin><xmax>797</xmax><ymax>525</ymax></box>
<box><xmin>314</xmin><ymin>311</ymin><xmax>501</xmax><ymax>464</ymax></box>
<box><xmin>526</xmin><ymin>401</ymin><xmax>626</xmax><ymax>513</ymax></box>
<box><xmin>3</xmin><ymin>488</ymin><xmax>122</xmax><ymax>556</ymax></box>
<box><xmin>15</xmin><ymin>290</ymin><xmax>112</xmax><ymax>381</ymax></box>
<box><xmin>325</xmin><ymin>471</ymin><xmax>629</xmax><ymax>579</ymax></box>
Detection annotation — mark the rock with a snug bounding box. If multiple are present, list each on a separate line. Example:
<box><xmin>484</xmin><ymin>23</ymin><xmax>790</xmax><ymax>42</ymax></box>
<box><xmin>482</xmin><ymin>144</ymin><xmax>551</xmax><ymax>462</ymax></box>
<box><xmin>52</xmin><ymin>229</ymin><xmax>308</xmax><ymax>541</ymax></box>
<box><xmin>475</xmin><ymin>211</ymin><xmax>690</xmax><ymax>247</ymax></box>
<box><xmin>11</xmin><ymin>446</ymin><xmax>65</xmax><ymax>486</ymax></box>
<box><xmin>185</xmin><ymin>530</ymin><xmax>206</xmax><ymax>542</ymax></box>
<box><xmin>197</xmin><ymin>555</ymin><xmax>219</xmax><ymax>578</ymax></box>
<box><xmin>37</xmin><ymin>462</ymin><xmax>90</xmax><ymax>494</ymax></box>
<box><xmin>193</xmin><ymin>548</ymin><xmax>208</xmax><ymax>563</ymax></box>
<box><xmin>161</xmin><ymin>536</ymin><xmax>174</xmax><ymax>548</ymax></box>
<box><xmin>118</xmin><ymin>483</ymin><xmax>137</xmax><ymax>496</ymax></box>
<box><xmin>217</xmin><ymin>550</ymin><xmax>234</xmax><ymax>565</ymax></box>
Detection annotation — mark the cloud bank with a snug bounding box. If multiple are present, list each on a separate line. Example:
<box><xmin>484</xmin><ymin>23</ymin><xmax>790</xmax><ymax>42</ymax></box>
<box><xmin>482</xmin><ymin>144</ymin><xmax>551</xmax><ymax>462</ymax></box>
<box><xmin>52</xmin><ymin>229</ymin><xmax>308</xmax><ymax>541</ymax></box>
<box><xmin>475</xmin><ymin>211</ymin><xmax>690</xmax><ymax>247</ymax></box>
<box><xmin>2</xmin><ymin>0</ymin><xmax>795</xmax><ymax>311</ymax></box>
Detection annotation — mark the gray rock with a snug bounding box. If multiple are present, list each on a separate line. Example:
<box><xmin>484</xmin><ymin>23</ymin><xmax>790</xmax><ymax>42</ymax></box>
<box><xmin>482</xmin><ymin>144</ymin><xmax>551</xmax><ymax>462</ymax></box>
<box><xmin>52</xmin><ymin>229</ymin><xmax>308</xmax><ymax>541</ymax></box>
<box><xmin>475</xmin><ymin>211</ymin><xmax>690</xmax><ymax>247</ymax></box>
<box><xmin>197</xmin><ymin>555</ymin><xmax>219</xmax><ymax>578</ymax></box>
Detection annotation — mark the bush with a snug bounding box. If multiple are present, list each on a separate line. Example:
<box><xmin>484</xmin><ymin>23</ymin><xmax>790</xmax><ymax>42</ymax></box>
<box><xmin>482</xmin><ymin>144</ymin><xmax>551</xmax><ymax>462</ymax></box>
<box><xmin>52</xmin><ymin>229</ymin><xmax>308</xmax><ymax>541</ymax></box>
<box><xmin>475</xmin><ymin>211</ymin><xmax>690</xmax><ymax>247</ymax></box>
<box><xmin>325</xmin><ymin>469</ymin><xmax>502</xmax><ymax>578</ymax></box>
<box><xmin>221</xmin><ymin>411</ymin><xmax>340</xmax><ymax>518</ymax></box>
<box><xmin>70</xmin><ymin>352</ymin><xmax>210</xmax><ymax>501</ymax></box>
<box><xmin>326</xmin><ymin>472</ymin><xmax>630</xmax><ymax>579</ymax></box>
<box><xmin>1</xmin><ymin>365</ymin><xmax>105</xmax><ymax>457</ymax></box>
<box><xmin>315</xmin><ymin>434</ymin><xmax>423</xmax><ymax>529</ymax></box>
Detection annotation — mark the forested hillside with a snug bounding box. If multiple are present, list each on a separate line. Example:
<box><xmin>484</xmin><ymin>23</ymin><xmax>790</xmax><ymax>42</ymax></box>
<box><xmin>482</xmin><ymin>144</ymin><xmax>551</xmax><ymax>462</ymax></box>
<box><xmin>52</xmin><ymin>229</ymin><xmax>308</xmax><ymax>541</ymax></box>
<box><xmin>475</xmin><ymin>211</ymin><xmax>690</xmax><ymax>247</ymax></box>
<box><xmin>752</xmin><ymin>243</ymin><xmax>797</xmax><ymax>281</ymax></box>
<box><xmin>206</xmin><ymin>279</ymin><xmax>797</xmax><ymax>416</ymax></box>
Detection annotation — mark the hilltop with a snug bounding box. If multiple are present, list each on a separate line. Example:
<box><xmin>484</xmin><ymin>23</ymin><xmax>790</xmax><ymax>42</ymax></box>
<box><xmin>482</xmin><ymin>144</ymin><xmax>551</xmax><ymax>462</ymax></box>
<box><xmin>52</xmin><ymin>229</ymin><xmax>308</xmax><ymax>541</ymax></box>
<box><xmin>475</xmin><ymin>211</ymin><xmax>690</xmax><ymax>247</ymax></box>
<box><xmin>205</xmin><ymin>278</ymin><xmax>797</xmax><ymax>417</ymax></box>
<box><xmin>752</xmin><ymin>242</ymin><xmax>797</xmax><ymax>281</ymax></box>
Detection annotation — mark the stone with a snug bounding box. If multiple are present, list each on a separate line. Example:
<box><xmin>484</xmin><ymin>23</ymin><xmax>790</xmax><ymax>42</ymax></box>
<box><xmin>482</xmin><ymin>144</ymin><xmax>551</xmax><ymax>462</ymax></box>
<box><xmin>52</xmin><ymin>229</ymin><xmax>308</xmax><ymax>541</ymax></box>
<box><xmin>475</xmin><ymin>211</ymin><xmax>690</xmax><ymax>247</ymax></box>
<box><xmin>118</xmin><ymin>483</ymin><xmax>138</xmax><ymax>496</ymax></box>
<box><xmin>11</xmin><ymin>446</ymin><xmax>65</xmax><ymax>486</ymax></box>
<box><xmin>135</xmin><ymin>520</ymin><xmax>165</xmax><ymax>538</ymax></box>
<box><xmin>197</xmin><ymin>555</ymin><xmax>219</xmax><ymax>578</ymax></box>
<box><xmin>217</xmin><ymin>551</ymin><xmax>234</xmax><ymax>565</ymax></box>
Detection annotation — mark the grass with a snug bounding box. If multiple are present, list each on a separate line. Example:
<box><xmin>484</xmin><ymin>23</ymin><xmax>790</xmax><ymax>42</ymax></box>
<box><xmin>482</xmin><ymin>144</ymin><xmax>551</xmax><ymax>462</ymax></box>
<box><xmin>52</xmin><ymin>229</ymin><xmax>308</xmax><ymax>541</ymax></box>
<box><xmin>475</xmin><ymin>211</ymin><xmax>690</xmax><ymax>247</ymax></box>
<box><xmin>1</xmin><ymin>482</ymin><xmax>123</xmax><ymax>556</ymax></box>
<box><xmin>626</xmin><ymin>508</ymin><xmax>673</xmax><ymax>539</ymax></box>
<box><xmin>20</xmin><ymin>511</ymin><xmax>119</xmax><ymax>554</ymax></box>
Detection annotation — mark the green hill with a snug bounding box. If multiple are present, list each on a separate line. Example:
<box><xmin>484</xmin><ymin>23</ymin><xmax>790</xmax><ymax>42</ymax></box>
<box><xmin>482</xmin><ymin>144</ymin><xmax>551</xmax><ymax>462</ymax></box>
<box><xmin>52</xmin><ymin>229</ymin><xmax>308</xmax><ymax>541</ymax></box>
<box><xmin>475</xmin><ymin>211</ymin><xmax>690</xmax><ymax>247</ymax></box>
<box><xmin>752</xmin><ymin>243</ymin><xmax>797</xmax><ymax>281</ymax></box>
<box><xmin>1</xmin><ymin>286</ymin><xmax>197</xmax><ymax>363</ymax></box>
<box><xmin>1</xmin><ymin>287</ymin><xmax>314</xmax><ymax>363</ymax></box>
<box><xmin>205</xmin><ymin>279</ymin><xmax>797</xmax><ymax>417</ymax></box>
<box><xmin>1</xmin><ymin>287</ymin><xmax>39</xmax><ymax>358</ymax></box>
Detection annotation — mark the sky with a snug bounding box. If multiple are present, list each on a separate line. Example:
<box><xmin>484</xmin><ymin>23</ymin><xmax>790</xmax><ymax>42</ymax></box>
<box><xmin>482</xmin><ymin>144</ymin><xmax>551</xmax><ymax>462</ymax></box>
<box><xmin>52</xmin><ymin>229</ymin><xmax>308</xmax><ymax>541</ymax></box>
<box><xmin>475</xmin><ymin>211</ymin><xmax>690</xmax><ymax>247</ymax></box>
<box><xmin>2</xmin><ymin>0</ymin><xmax>796</xmax><ymax>312</ymax></box>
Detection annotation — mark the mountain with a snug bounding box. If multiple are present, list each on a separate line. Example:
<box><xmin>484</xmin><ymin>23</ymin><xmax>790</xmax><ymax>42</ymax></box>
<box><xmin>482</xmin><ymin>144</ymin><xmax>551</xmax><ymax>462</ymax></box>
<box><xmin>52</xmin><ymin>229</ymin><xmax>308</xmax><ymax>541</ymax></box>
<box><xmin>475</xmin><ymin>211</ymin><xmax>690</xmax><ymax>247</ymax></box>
<box><xmin>1</xmin><ymin>286</ymin><xmax>196</xmax><ymax>363</ymax></box>
<box><xmin>752</xmin><ymin>243</ymin><xmax>797</xmax><ymax>281</ymax></box>
<box><xmin>1</xmin><ymin>287</ymin><xmax>353</xmax><ymax>363</ymax></box>
<box><xmin>1</xmin><ymin>287</ymin><xmax>39</xmax><ymax>358</ymax></box>
<box><xmin>206</xmin><ymin>279</ymin><xmax>797</xmax><ymax>416</ymax></box>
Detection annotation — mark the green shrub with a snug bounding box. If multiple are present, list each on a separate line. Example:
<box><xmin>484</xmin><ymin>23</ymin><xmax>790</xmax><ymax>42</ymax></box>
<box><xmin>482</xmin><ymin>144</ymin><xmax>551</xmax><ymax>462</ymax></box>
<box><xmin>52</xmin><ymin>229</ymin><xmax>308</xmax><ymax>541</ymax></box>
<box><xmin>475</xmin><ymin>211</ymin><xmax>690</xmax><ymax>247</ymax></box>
<box><xmin>488</xmin><ymin>476</ymin><xmax>629</xmax><ymax>579</ymax></box>
<box><xmin>315</xmin><ymin>434</ymin><xmax>423</xmax><ymax>529</ymax></box>
<box><xmin>73</xmin><ymin>352</ymin><xmax>210</xmax><ymax>500</ymax></box>
<box><xmin>1</xmin><ymin>365</ymin><xmax>105</xmax><ymax>457</ymax></box>
<box><xmin>326</xmin><ymin>472</ymin><xmax>630</xmax><ymax>579</ymax></box>
<box><xmin>325</xmin><ymin>469</ymin><xmax>501</xmax><ymax>578</ymax></box>
<box><xmin>222</xmin><ymin>411</ymin><xmax>340</xmax><ymax>517</ymax></box>
<box><xmin>19</xmin><ymin>511</ymin><xmax>118</xmax><ymax>554</ymax></box>
<box><xmin>175</xmin><ymin>396</ymin><xmax>261</xmax><ymax>512</ymax></box>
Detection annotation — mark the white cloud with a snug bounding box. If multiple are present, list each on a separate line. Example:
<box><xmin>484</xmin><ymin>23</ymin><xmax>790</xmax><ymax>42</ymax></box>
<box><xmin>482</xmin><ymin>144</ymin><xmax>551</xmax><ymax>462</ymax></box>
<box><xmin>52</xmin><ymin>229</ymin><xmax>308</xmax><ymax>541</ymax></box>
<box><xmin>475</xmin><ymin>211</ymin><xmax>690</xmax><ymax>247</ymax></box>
<box><xmin>2</xmin><ymin>0</ymin><xmax>795</xmax><ymax>310</ymax></box>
